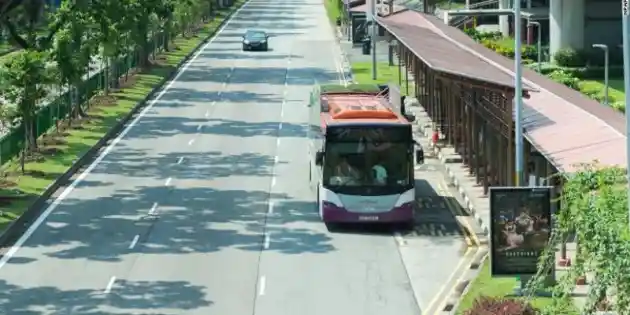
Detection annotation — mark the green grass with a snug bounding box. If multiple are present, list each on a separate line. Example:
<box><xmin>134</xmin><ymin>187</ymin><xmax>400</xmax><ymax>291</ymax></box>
<box><xmin>0</xmin><ymin>1</ymin><xmax>245</xmax><ymax>230</ymax></box>
<box><xmin>351</xmin><ymin>61</ymin><xmax>415</xmax><ymax>96</ymax></box>
<box><xmin>580</xmin><ymin>78</ymin><xmax>625</xmax><ymax>103</ymax></box>
<box><xmin>456</xmin><ymin>260</ymin><xmax>578</xmax><ymax>314</ymax></box>
<box><xmin>324</xmin><ymin>0</ymin><xmax>341</xmax><ymax>25</ymax></box>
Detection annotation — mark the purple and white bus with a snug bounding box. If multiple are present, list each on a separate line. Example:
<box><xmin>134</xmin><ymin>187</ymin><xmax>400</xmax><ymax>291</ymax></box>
<box><xmin>308</xmin><ymin>84</ymin><xmax>424</xmax><ymax>226</ymax></box>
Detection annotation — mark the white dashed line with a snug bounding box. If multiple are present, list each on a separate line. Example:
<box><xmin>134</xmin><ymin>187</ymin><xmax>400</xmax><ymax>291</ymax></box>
<box><xmin>274</xmin><ymin>156</ymin><xmax>279</xmax><ymax>163</ymax></box>
<box><xmin>149</xmin><ymin>202</ymin><xmax>158</xmax><ymax>215</ymax></box>
<box><xmin>177</xmin><ymin>157</ymin><xmax>184</xmax><ymax>164</ymax></box>
<box><xmin>129</xmin><ymin>235</ymin><xmax>139</xmax><ymax>249</ymax></box>
<box><xmin>278</xmin><ymin>123</ymin><xmax>283</xmax><ymax>130</ymax></box>
<box><xmin>164</xmin><ymin>177</ymin><xmax>172</xmax><ymax>186</ymax></box>
<box><xmin>222</xmin><ymin>82</ymin><xmax>227</xmax><ymax>88</ymax></box>
<box><xmin>188</xmin><ymin>139</ymin><xmax>195</xmax><ymax>146</ymax></box>
<box><xmin>276</xmin><ymin>138</ymin><xmax>281</xmax><ymax>146</ymax></box>
<box><xmin>267</xmin><ymin>201</ymin><xmax>274</xmax><ymax>214</ymax></box>
<box><xmin>270</xmin><ymin>177</ymin><xmax>276</xmax><ymax>187</ymax></box>
<box><xmin>263</xmin><ymin>233</ymin><xmax>270</xmax><ymax>249</ymax></box>
<box><xmin>104</xmin><ymin>276</ymin><xmax>116</xmax><ymax>294</ymax></box>
<box><xmin>393</xmin><ymin>232</ymin><xmax>406</xmax><ymax>246</ymax></box>
<box><xmin>197</xmin><ymin>124</ymin><xmax>203</xmax><ymax>131</ymax></box>
<box><xmin>258</xmin><ymin>276</ymin><xmax>266</xmax><ymax>295</ymax></box>
<box><xmin>205</xmin><ymin>110</ymin><xmax>210</xmax><ymax>117</ymax></box>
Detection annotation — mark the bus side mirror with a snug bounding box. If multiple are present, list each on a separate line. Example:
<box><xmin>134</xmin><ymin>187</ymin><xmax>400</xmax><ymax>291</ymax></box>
<box><xmin>416</xmin><ymin>148</ymin><xmax>424</xmax><ymax>165</ymax></box>
<box><xmin>404</xmin><ymin>113</ymin><xmax>416</xmax><ymax>122</ymax></box>
<box><xmin>315</xmin><ymin>151</ymin><xmax>324</xmax><ymax>165</ymax></box>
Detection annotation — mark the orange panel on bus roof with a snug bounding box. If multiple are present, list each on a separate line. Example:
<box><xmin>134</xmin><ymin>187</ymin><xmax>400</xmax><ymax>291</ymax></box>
<box><xmin>325</xmin><ymin>94</ymin><xmax>398</xmax><ymax>120</ymax></box>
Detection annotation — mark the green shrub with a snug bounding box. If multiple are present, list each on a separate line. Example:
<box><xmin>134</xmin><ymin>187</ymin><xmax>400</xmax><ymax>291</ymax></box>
<box><xmin>547</xmin><ymin>70</ymin><xmax>580</xmax><ymax>90</ymax></box>
<box><xmin>463</xmin><ymin>296</ymin><xmax>538</xmax><ymax>315</ymax></box>
<box><xmin>611</xmin><ymin>101</ymin><xmax>626</xmax><ymax>113</ymax></box>
<box><xmin>553</xmin><ymin>48</ymin><xmax>586</xmax><ymax>67</ymax></box>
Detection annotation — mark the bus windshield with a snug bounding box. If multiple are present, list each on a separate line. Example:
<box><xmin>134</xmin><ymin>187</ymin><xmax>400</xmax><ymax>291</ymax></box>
<box><xmin>322</xmin><ymin>126</ymin><xmax>413</xmax><ymax>195</ymax></box>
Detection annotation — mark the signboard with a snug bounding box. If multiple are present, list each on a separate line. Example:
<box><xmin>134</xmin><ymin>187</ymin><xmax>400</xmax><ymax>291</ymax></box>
<box><xmin>489</xmin><ymin>186</ymin><xmax>552</xmax><ymax>276</ymax></box>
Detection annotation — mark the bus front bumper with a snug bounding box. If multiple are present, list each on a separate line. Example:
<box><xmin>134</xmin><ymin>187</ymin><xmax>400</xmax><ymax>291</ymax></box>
<box><xmin>322</xmin><ymin>202</ymin><xmax>414</xmax><ymax>223</ymax></box>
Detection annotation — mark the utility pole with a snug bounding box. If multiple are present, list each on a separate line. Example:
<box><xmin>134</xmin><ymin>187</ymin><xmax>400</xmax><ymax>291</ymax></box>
<box><xmin>514</xmin><ymin>0</ymin><xmax>524</xmax><ymax>187</ymax></box>
<box><xmin>622</xmin><ymin>0</ymin><xmax>630</xmax><ymax>225</ymax></box>
<box><xmin>370</xmin><ymin>0</ymin><xmax>377</xmax><ymax>79</ymax></box>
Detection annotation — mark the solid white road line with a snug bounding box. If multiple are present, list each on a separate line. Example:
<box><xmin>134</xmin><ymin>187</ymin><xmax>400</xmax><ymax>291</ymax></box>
<box><xmin>0</xmin><ymin>0</ymin><xmax>255</xmax><ymax>270</ymax></box>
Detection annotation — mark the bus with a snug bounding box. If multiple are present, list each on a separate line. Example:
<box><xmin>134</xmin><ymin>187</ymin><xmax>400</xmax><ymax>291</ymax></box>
<box><xmin>308</xmin><ymin>84</ymin><xmax>424</xmax><ymax>225</ymax></box>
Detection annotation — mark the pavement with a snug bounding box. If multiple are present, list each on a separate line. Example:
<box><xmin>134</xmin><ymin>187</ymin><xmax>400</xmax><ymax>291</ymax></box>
<box><xmin>0</xmin><ymin>0</ymin><xmax>479</xmax><ymax>314</ymax></box>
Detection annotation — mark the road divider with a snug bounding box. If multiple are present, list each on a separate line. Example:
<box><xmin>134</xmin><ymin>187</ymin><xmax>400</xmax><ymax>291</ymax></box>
<box><xmin>0</xmin><ymin>0</ymin><xmax>249</xmax><ymax>259</ymax></box>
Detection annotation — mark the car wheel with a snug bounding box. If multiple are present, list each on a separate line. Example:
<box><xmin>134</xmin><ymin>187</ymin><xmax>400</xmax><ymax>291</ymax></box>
<box><xmin>264</xmin><ymin>43</ymin><xmax>268</xmax><ymax>51</ymax></box>
<box><xmin>242</xmin><ymin>45</ymin><xmax>247</xmax><ymax>51</ymax></box>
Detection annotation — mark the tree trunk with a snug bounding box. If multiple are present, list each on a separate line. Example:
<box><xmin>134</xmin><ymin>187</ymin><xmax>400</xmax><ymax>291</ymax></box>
<box><xmin>104</xmin><ymin>57</ymin><xmax>110</xmax><ymax>95</ymax></box>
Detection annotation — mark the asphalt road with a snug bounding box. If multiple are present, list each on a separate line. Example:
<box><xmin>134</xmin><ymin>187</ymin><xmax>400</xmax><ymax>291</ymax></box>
<box><xmin>0</xmin><ymin>0</ymin><xmax>470</xmax><ymax>314</ymax></box>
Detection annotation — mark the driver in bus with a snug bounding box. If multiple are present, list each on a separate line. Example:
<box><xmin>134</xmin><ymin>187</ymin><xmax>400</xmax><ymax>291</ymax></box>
<box><xmin>330</xmin><ymin>157</ymin><xmax>361</xmax><ymax>186</ymax></box>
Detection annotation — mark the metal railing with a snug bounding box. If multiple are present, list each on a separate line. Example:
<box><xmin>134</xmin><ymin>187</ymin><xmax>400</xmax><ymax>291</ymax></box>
<box><xmin>449</xmin><ymin>0</ymin><xmax>500</xmax><ymax>28</ymax></box>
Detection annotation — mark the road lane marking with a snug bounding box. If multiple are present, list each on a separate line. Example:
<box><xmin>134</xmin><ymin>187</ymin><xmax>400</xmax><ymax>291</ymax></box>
<box><xmin>274</xmin><ymin>156</ymin><xmax>279</xmax><ymax>164</ymax></box>
<box><xmin>197</xmin><ymin>124</ymin><xmax>203</xmax><ymax>131</ymax></box>
<box><xmin>188</xmin><ymin>139</ymin><xmax>195</xmax><ymax>146</ymax></box>
<box><xmin>270</xmin><ymin>177</ymin><xmax>276</xmax><ymax>187</ymax></box>
<box><xmin>424</xmin><ymin>247</ymin><xmax>474</xmax><ymax>314</ymax></box>
<box><xmin>278</xmin><ymin>123</ymin><xmax>283</xmax><ymax>130</ymax></box>
<box><xmin>258</xmin><ymin>276</ymin><xmax>266</xmax><ymax>295</ymax></box>
<box><xmin>149</xmin><ymin>202</ymin><xmax>158</xmax><ymax>215</ymax></box>
<box><xmin>0</xmin><ymin>0</ymin><xmax>254</xmax><ymax>270</ymax></box>
<box><xmin>205</xmin><ymin>109</ymin><xmax>210</xmax><ymax>117</ymax></box>
<box><xmin>222</xmin><ymin>82</ymin><xmax>227</xmax><ymax>88</ymax></box>
<box><xmin>129</xmin><ymin>235</ymin><xmax>139</xmax><ymax>249</ymax></box>
<box><xmin>177</xmin><ymin>157</ymin><xmax>184</xmax><ymax>164</ymax></box>
<box><xmin>164</xmin><ymin>177</ymin><xmax>172</xmax><ymax>186</ymax></box>
<box><xmin>263</xmin><ymin>233</ymin><xmax>270</xmax><ymax>249</ymax></box>
<box><xmin>104</xmin><ymin>276</ymin><xmax>117</xmax><ymax>294</ymax></box>
<box><xmin>393</xmin><ymin>232</ymin><xmax>406</xmax><ymax>246</ymax></box>
<box><xmin>267</xmin><ymin>201</ymin><xmax>274</xmax><ymax>214</ymax></box>
<box><xmin>276</xmin><ymin>138</ymin><xmax>281</xmax><ymax>146</ymax></box>
<box><xmin>439</xmin><ymin>181</ymin><xmax>477</xmax><ymax>247</ymax></box>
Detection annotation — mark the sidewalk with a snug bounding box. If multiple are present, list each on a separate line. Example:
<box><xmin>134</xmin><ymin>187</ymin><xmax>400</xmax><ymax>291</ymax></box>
<box><xmin>408</xmin><ymin>101</ymin><xmax>590</xmax><ymax>311</ymax></box>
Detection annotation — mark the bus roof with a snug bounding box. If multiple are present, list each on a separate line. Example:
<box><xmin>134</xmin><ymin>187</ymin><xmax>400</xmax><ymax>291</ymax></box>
<box><xmin>321</xmin><ymin>94</ymin><xmax>408</xmax><ymax>125</ymax></box>
<box><xmin>319</xmin><ymin>83</ymin><xmax>382</xmax><ymax>94</ymax></box>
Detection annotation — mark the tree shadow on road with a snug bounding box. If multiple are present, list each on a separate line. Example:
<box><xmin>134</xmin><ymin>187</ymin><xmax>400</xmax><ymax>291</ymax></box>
<box><xmin>0</xmin><ymin>279</ymin><xmax>212</xmax><ymax>314</ymax></box>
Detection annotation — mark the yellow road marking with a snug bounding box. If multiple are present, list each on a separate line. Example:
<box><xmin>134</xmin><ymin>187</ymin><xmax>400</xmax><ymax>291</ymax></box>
<box><xmin>423</xmin><ymin>247</ymin><xmax>474</xmax><ymax>315</ymax></box>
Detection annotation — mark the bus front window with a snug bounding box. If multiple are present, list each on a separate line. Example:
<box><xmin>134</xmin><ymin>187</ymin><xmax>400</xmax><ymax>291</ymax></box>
<box><xmin>322</xmin><ymin>141</ymin><xmax>411</xmax><ymax>193</ymax></box>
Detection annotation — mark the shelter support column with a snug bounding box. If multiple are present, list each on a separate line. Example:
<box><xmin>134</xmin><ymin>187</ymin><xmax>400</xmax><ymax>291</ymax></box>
<box><xmin>482</xmin><ymin>123</ymin><xmax>490</xmax><ymax>194</ymax></box>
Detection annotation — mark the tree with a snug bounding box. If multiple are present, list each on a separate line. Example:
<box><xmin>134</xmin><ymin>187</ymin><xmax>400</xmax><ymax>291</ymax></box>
<box><xmin>0</xmin><ymin>50</ymin><xmax>50</xmax><ymax>172</ymax></box>
<box><xmin>50</xmin><ymin>2</ymin><xmax>97</xmax><ymax>121</ymax></box>
<box><xmin>526</xmin><ymin>163</ymin><xmax>630</xmax><ymax>314</ymax></box>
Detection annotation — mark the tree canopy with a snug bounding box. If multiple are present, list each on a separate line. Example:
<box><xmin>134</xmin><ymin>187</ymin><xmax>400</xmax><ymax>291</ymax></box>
<box><xmin>0</xmin><ymin>0</ymin><xmax>222</xmax><ymax>171</ymax></box>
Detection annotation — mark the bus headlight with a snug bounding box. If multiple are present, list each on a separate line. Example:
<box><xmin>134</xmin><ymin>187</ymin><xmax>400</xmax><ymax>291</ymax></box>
<box><xmin>394</xmin><ymin>189</ymin><xmax>415</xmax><ymax>207</ymax></box>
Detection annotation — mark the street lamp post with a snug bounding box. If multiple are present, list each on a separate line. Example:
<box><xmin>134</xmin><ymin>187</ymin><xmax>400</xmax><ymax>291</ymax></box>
<box><xmin>514</xmin><ymin>0</ymin><xmax>524</xmax><ymax>187</ymax></box>
<box><xmin>592</xmin><ymin>44</ymin><xmax>609</xmax><ymax>106</ymax></box>
<box><xmin>528</xmin><ymin>21</ymin><xmax>542</xmax><ymax>73</ymax></box>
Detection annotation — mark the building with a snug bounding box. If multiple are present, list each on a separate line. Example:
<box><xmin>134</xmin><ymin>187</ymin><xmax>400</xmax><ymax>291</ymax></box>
<box><xmin>447</xmin><ymin>0</ymin><xmax>621</xmax><ymax>60</ymax></box>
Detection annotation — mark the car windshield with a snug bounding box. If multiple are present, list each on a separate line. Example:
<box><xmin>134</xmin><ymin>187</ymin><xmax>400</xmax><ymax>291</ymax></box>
<box><xmin>246</xmin><ymin>32</ymin><xmax>266</xmax><ymax>40</ymax></box>
<box><xmin>322</xmin><ymin>140</ymin><xmax>412</xmax><ymax>194</ymax></box>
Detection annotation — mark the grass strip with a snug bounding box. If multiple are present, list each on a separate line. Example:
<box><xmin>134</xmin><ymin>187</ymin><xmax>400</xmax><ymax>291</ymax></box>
<box><xmin>351</xmin><ymin>61</ymin><xmax>415</xmax><ymax>96</ymax></box>
<box><xmin>323</xmin><ymin>0</ymin><xmax>341</xmax><ymax>25</ymax></box>
<box><xmin>455</xmin><ymin>260</ymin><xmax>579</xmax><ymax>314</ymax></box>
<box><xmin>0</xmin><ymin>0</ymin><xmax>246</xmax><ymax>231</ymax></box>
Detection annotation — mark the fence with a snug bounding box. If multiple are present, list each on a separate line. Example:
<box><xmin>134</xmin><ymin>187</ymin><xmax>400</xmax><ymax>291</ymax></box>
<box><xmin>0</xmin><ymin>32</ymin><xmax>168</xmax><ymax>166</ymax></box>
